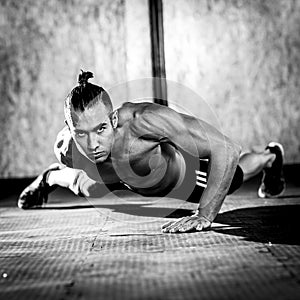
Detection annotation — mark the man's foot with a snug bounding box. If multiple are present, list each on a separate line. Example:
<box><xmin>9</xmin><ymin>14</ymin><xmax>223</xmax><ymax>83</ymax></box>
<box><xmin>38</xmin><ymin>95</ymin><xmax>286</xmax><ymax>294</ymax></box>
<box><xmin>18</xmin><ymin>163</ymin><xmax>62</xmax><ymax>209</ymax></box>
<box><xmin>258</xmin><ymin>142</ymin><xmax>285</xmax><ymax>198</ymax></box>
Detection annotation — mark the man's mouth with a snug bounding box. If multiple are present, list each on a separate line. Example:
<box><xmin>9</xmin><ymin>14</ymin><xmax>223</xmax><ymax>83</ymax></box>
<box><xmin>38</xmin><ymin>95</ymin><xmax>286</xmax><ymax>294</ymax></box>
<box><xmin>89</xmin><ymin>151</ymin><xmax>106</xmax><ymax>160</ymax></box>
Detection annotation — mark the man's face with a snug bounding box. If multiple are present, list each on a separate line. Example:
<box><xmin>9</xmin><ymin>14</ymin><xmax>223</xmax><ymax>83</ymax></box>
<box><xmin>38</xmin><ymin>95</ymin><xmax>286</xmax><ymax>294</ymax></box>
<box><xmin>70</xmin><ymin>101</ymin><xmax>116</xmax><ymax>163</ymax></box>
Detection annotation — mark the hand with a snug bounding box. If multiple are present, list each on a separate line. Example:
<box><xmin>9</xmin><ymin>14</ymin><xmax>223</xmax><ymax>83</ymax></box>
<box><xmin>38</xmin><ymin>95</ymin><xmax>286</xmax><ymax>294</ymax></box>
<box><xmin>161</xmin><ymin>213</ymin><xmax>212</xmax><ymax>233</ymax></box>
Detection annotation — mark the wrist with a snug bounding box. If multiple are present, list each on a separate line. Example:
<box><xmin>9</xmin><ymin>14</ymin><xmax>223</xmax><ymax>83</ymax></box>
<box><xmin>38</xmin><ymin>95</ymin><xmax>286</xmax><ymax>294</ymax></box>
<box><xmin>195</xmin><ymin>210</ymin><xmax>213</xmax><ymax>223</ymax></box>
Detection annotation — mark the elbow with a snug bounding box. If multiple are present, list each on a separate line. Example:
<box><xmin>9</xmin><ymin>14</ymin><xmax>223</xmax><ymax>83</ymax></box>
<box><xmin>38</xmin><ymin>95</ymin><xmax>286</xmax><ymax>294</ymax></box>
<box><xmin>229</xmin><ymin>142</ymin><xmax>241</xmax><ymax>164</ymax></box>
<box><xmin>233</xmin><ymin>142</ymin><xmax>242</xmax><ymax>156</ymax></box>
<box><xmin>220</xmin><ymin>137</ymin><xmax>241</xmax><ymax>163</ymax></box>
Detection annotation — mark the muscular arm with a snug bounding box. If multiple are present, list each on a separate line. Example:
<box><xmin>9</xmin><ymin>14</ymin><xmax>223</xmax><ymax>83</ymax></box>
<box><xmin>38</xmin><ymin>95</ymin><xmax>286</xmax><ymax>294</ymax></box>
<box><xmin>131</xmin><ymin>103</ymin><xmax>241</xmax><ymax>222</ymax></box>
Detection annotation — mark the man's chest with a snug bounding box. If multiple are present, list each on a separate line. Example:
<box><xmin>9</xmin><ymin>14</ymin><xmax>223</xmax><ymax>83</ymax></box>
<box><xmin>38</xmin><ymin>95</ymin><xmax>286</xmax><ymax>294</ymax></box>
<box><xmin>111</xmin><ymin>128</ymin><xmax>162</xmax><ymax>177</ymax></box>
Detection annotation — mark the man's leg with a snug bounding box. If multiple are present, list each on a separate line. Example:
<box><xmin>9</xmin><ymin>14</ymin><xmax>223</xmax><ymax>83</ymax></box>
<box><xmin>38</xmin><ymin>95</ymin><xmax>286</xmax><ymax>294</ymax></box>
<box><xmin>18</xmin><ymin>164</ymin><xmax>120</xmax><ymax>209</ymax></box>
<box><xmin>47</xmin><ymin>167</ymin><xmax>88</xmax><ymax>195</ymax></box>
<box><xmin>18</xmin><ymin>164</ymin><xmax>87</xmax><ymax>209</ymax></box>
<box><xmin>238</xmin><ymin>150</ymin><xmax>276</xmax><ymax>181</ymax></box>
<box><xmin>238</xmin><ymin>142</ymin><xmax>285</xmax><ymax>198</ymax></box>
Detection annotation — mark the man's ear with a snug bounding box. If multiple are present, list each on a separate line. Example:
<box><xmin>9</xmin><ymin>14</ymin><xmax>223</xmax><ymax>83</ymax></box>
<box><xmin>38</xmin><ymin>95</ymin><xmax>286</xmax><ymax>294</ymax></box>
<box><xmin>111</xmin><ymin>110</ymin><xmax>118</xmax><ymax>129</ymax></box>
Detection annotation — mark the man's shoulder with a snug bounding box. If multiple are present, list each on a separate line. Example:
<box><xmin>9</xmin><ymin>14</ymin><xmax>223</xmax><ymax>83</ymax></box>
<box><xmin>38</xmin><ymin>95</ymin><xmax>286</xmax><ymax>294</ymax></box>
<box><xmin>117</xmin><ymin>102</ymin><xmax>161</xmax><ymax>126</ymax></box>
<box><xmin>115</xmin><ymin>102</ymin><xmax>184</xmax><ymax>141</ymax></box>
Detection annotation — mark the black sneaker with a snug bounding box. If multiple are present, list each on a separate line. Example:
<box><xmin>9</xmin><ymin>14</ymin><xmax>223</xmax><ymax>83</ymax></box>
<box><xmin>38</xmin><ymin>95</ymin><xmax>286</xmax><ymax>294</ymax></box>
<box><xmin>258</xmin><ymin>142</ymin><xmax>285</xmax><ymax>198</ymax></box>
<box><xmin>18</xmin><ymin>163</ymin><xmax>62</xmax><ymax>209</ymax></box>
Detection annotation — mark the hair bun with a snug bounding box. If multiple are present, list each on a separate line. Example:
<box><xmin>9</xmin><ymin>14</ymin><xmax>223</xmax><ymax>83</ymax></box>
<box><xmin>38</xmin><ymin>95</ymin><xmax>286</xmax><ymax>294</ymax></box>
<box><xmin>78</xmin><ymin>70</ymin><xmax>94</xmax><ymax>87</ymax></box>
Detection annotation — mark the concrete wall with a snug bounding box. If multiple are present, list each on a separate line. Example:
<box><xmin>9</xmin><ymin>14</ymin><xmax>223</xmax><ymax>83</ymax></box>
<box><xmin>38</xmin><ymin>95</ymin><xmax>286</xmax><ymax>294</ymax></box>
<box><xmin>163</xmin><ymin>0</ymin><xmax>300</xmax><ymax>162</ymax></box>
<box><xmin>0</xmin><ymin>0</ymin><xmax>299</xmax><ymax>177</ymax></box>
<box><xmin>0</xmin><ymin>0</ymin><xmax>151</xmax><ymax>177</ymax></box>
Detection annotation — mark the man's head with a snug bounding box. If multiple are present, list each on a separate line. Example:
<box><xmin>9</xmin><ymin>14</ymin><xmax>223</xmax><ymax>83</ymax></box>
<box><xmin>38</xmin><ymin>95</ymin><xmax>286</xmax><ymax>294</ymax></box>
<box><xmin>64</xmin><ymin>71</ymin><xmax>118</xmax><ymax>163</ymax></box>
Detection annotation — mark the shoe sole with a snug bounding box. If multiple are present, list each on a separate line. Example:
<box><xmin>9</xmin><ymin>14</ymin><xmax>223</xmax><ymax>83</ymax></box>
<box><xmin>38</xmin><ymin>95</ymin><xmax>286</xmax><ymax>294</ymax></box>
<box><xmin>258</xmin><ymin>183</ymin><xmax>286</xmax><ymax>199</ymax></box>
<box><xmin>17</xmin><ymin>163</ymin><xmax>62</xmax><ymax>209</ymax></box>
<box><xmin>257</xmin><ymin>185</ymin><xmax>266</xmax><ymax>198</ymax></box>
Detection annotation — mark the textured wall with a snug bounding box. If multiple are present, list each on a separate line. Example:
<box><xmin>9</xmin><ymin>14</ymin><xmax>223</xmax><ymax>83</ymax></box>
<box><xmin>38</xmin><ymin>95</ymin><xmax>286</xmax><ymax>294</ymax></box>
<box><xmin>0</xmin><ymin>0</ymin><xmax>151</xmax><ymax>177</ymax></box>
<box><xmin>1</xmin><ymin>0</ymin><xmax>299</xmax><ymax>178</ymax></box>
<box><xmin>163</xmin><ymin>0</ymin><xmax>300</xmax><ymax>162</ymax></box>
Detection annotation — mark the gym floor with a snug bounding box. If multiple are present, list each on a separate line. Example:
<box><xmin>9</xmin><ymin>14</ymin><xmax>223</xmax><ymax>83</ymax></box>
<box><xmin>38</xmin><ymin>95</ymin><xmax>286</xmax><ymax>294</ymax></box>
<box><xmin>0</xmin><ymin>171</ymin><xmax>300</xmax><ymax>300</ymax></box>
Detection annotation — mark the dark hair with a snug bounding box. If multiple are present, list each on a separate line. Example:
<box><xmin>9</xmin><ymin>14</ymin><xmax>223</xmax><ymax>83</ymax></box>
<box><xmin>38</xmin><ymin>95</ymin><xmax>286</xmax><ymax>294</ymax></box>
<box><xmin>64</xmin><ymin>70</ymin><xmax>112</xmax><ymax>115</ymax></box>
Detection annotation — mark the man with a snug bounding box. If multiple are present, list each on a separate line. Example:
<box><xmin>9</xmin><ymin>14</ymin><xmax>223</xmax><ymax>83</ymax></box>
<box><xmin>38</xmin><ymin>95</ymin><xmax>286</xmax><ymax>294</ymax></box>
<box><xmin>18</xmin><ymin>71</ymin><xmax>285</xmax><ymax>233</ymax></box>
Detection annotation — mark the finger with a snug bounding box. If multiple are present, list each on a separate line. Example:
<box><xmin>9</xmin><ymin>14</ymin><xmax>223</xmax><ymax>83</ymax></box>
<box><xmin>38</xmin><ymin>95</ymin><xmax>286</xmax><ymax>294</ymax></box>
<box><xmin>169</xmin><ymin>218</ymin><xmax>195</xmax><ymax>233</ymax></box>
<box><xmin>162</xmin><ymin>224</ymin><xmax>174</xmax><ymax>233</ymax></box>
<box><xmin>196</xmin><ymin>223</ymin><xmax>204</xmax><ymax>231</ymax></box>
<box><xmin>163</xmin><ymin>220</ymin><xmax>182</xmax><ymax>233</ymax></box>
<box><xmin>179</xmin><ymin>222</ymin><xmax>197</xmax><ymax>233</ymax></box>
<box><xmin>169</xmin><ymin>225</ymin><xmax>181</xmax><ymax>233</ymax></box>
<box><xmin>176</xmin><ymin>219</ymin><xmax>196</xmax><ymax>232</ymax></box>
<box><xmin>162</xmin><ymin>223</ymin><xmax>178</xmax><ymax>233</ymax></box>
<box><xmin>161</xmin><ymin>220</ymin><xmax>175</xmax><ymax>229</ymax></box>
<box><xmin>162</xmin><ymin>217</ymin><xmax>186</xmax><ymax>232</ymax></box>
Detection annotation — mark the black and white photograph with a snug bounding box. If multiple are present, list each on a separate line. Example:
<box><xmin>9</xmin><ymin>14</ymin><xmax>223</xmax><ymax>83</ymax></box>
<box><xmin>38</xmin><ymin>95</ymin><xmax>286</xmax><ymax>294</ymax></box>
<box><xmin>0</xmin><ymin>0</ymin><xmax>300</xmax><ymax>299</ymax></box>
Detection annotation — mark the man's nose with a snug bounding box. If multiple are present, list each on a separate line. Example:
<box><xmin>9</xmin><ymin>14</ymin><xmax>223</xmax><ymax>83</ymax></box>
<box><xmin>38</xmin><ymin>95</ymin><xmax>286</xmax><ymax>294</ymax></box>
<box><xmin>87</xmin><ymin>132</ymin><xmax>101</xmax><ymax>151</ymax></box>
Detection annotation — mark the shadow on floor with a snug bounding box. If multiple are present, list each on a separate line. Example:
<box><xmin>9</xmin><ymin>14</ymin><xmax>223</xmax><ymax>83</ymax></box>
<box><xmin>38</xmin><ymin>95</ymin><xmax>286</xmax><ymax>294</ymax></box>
<box><xmin>2</xmin><ymin>173</ymin><xmax>300</xmax><ymax>246</ymax></box>
<box><xmin>41</xmin><ymin>203</ymin><xmax>195</xmax><ymax>219</ymax></box>
<box><xmin>40</xmin><ymin>201</ymin><xmax>300</xmax><ymax>245</ymax></box>
<box><xmin>214</xmin><ymin>205</ymin><xmax>300</xmax><ymax>245</ymax></box>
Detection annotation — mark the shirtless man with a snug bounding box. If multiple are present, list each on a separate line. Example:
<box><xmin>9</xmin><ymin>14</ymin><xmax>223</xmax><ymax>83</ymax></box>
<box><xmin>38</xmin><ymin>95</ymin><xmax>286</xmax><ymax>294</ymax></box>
<box><xmin>18</xmin><ymin>71</ymin><xmax>285</xmax><ymax>233</ymax></box>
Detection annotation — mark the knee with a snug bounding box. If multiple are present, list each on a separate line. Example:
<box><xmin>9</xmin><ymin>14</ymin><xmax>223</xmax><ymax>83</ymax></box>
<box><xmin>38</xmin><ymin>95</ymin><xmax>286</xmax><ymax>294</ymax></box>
<box><xmin>54</xmin><ymin>126</ymin><xmax>73</xmax><ymax>167</ymax></box>
<box><xmin>71</xmin><ymin>170</ymin><xmax>96</xmax><ymax>197</ymax></box>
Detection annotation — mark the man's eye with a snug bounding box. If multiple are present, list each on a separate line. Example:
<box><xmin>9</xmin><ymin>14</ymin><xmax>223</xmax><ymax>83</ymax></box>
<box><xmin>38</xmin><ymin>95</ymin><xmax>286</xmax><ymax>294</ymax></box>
<box><xmin>97</xmin><ymin>127</ymin><xmax>105</xmax><ymax>134</ymax></box>
<box><xmin>76</xmin><ymin>132</ymin><xmax>86</xmax><ymax>138</ymax></box>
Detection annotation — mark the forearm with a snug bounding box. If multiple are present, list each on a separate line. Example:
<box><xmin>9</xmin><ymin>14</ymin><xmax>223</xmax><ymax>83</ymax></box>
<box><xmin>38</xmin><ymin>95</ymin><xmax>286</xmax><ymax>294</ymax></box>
<box><xmin>197</xmin><ymin>144</ymin><xmax>241</xmax><ymax>222</ymax></box>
